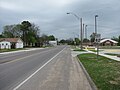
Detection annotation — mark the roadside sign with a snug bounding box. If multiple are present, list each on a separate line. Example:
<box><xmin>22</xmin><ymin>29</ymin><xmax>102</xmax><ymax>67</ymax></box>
<box><xmin>95</xmin><ymin>34</ymin><xmax>101</xmax><ymax>42</ymax></box>
<box><xmin>95</xmin><ymin>34</ymin><xmax>101</xmax><ymax>60</ymax></box>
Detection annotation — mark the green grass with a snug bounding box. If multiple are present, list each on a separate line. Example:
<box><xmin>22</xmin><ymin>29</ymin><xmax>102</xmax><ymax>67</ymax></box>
<box><xmin>73</xmin><ymin>49</ymin><xmax>85</xmax><ymax>51</ymax></box>
<box><xmin>77</xmin><ymin>53</ymin><xmax>120</xmax><ymax>90</ymax></box>
<box><xmin>0</xmin><ymin>48</ymin><xmax>25</xmax><ymax>53</ymax></box>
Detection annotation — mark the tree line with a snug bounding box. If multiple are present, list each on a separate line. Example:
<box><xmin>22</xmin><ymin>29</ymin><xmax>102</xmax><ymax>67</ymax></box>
<box><xmin>0</xmin><ymin>21</ymin><xmax>120</xmax><ymax>46</ymax></box>
<box><xmin>0</xmin><ymin>21</ymin><xmax>56</xmax><ymax>47</ymax></box>
<box><xmin>59</xmin><ymin>33</ymin><xmax>120</xmax><ymax>46</ymax></box>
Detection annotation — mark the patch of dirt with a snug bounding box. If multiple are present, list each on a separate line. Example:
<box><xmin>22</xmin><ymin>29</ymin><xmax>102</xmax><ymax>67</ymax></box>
<box><xmin>115</xmin><ymin>77</ymin><xmax>120</xmax><ymax>81</ymax></box>
<box><xmin>109</xmin><ymin>81</ymin><xmax>118</xmax><ymax>85</ymax></box>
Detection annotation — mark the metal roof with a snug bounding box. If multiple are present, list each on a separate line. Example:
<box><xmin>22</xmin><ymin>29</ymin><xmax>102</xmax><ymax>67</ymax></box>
<box><xmin>100</xmin><ymin>39</ymin><xmax>118</xmax><ymax>43</ymax></box>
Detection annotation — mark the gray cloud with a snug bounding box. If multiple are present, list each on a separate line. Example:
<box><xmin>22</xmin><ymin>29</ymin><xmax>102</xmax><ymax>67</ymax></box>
<box><xmin>0</xmin><ymin>0</ymin><xmax>120</xmax><ymax>40</ymax></box>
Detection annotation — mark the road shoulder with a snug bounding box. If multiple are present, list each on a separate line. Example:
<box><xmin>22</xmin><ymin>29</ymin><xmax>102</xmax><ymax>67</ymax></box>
<box><xmin>75</xmin><ymin>57</ymin><xmax>98</xmax><ymax>90</ymax></box>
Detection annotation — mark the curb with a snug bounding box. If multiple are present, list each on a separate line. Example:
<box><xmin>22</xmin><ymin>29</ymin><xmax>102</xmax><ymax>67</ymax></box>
<box><xmin>76</xmin><ymin>56</ymin><xmax>98</xmax><ymax>90</ymax></box>
<box><xmin>0</xmin><ymin>48</ymin><xmax>44</xmax><ymax>55</ymax></box>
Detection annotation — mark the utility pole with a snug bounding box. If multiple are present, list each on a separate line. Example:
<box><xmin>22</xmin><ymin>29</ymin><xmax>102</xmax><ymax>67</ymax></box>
<box><xmin>95</xmin><ymin>15</ymin><xmax>99</xmax><ymax>59</ymax></box>
<box><xmin>85</xmin><ymin>25</ymin><xmax>87</xmax><ymax>39</ymax></box>
<box><xmin>83</xmin><ymin>23</ymin><xmax>84</xmax><ymax>39</ymax></box>
<box><xmin>67</xmin><ymin>12</ymin><xmax>83</xmax><ymax>50</ymax></box>
<box><xmin>80</xmin><ymin>18</ymin><xmax>83</xmax><ymax>50</ymax></box>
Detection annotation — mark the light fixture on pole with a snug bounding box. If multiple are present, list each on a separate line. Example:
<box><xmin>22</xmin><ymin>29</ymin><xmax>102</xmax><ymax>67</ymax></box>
<box><xmin>67</xmin><ymin>12</ymin><xmax>83</xmax><ymax>50</ymax></box>
<box><xmin>95</xmin><ymin>15</ymin><xmax>98</xmax><ymax>40</ymax></box>
<box><xmin>83</xmin><ymin>23</ymin><xmax>85</xmax><ymax>39</ymax></box>
<box><xmin>95</xmin><ymin>15</ymin><xmax>99</xmax><ymax>59</ymax></box>
<box><xmin>85</xmin><ymin>25</ymin><xmax>87</xmax><ymax>39</ymax></box>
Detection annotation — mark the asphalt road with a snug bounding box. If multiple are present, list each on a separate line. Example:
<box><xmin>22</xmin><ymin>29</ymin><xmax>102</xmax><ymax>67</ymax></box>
<box><xmin>0</xmin><ymin>45</ymin><xmax>92</xmax><ymax>90</ymax></box>
<box><xmin>0</xmin><ymin>45</ymin><xmax>67</xmax><ymax>90</ymax></box>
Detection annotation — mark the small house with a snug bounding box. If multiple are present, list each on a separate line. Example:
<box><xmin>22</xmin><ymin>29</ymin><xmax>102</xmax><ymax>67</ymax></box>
<box><xmin>0</xmin><ymin>38</ymin><xmax>23</xmax><ymax>49</ymax></box>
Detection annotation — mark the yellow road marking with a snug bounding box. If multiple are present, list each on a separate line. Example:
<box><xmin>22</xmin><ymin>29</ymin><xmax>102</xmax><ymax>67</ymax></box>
<box><xmin>2</xmin><ymin>50</ymin><xmax>51</xmax><ymax>65</ymax></box>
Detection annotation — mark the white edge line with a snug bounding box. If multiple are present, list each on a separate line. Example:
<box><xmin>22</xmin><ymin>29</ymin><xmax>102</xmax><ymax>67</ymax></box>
<box><xmin>13</xmin><ymin>47</ymin><xmax>66</xmax><ymax>90</ymax></box>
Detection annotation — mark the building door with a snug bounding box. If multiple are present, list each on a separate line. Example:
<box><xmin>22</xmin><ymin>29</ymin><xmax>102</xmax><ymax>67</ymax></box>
<box><xmin>11</xmin><ymin>43</ymin><xmax>16</xmax><ymax>49</ymax></box>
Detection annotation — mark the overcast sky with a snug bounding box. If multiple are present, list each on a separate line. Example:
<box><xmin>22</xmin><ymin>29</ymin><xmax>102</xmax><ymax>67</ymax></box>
<box><xmin>0</xmin><ymin>0</ymin><xmax>120</xmax><ymax>40</ymax></box>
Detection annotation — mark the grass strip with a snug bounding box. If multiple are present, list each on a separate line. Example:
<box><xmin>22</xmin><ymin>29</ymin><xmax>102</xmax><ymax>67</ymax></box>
<box><xmin>0</xmin><ymin>48</ymin><xmax>25</xmax><ymax>53</ymax></box>
<box><xmin>77</xmin><ymin>53</ymin><xmax>120</xmax><ymax>90</ymax></box>
<box><xmin>105</xmin><ymin>53</ymin><xmax>120</xmax><ymax>56</ymax></box>
<box><xmin>73</xmin><ymin>49</ymin><xmax>85</xmax><ymax>51</ymax></box>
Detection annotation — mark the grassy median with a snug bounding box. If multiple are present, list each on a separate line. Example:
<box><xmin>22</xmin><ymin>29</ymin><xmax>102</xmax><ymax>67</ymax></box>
<box><xmin>105</xmin><ymin>53</ymin><xmax>120</xmax><ymax>56</ymax></box>
<box><xmin>77</xmin><ymin>53</ymin><xmax>120</xmax><ymax>90</ymax></box>
<box><xmin>73</xmin><ymin>49</ymin><xmax>85</xmax><ymax>51</ymax></box>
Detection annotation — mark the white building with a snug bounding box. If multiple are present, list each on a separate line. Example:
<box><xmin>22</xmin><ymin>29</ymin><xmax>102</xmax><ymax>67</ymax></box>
<box><xmin>49</xmin><ymin>41</ymin><xmax>57</xmax><ymax>46</ymax></box>
<box><xmin>100</xmin><ymin>39</ymin><xmax>118</xmax><ymax>46</ymax></box>
<box><xmin>0</xmin><ymin>38</ymin><xmax>23</xmax><ymax>49</ymax></box>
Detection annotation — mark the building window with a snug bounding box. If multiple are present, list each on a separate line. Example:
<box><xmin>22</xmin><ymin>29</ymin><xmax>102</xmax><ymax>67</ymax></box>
<box><xmin>2</xmin><ymin>43</ymin><xmax>4</xmax><ymax>46</ymax></box>
<box><xmin>6</xmin><ymin>43</ymin><xmax>8</xmax><ymax>45</ymax></box>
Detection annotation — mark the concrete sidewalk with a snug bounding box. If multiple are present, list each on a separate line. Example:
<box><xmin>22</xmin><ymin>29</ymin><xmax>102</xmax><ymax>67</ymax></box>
<box><xmin>0</xmin><ymin>48</ymin><xmax>44</xmax><ymax>55</ymax></box>
<box><xmin>70</xmin><ymin>57</ymin><xmax>94</xmax><ymax>90</ymax></box>
<box><xmin>85</xmin><ymin>49</ymin><xmax>120</xmax><ymax>61</ymax></box>
<box><xmin>71</xmin><ymin>49</ymin><xmax>97</xmax><ymax>90</ymax></box>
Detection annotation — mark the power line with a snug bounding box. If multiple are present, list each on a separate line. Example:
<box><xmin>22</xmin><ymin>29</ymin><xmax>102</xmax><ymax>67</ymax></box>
<box><xmin>87</xmin><ymin>24</ymin><xmax>120</xmax><ymax>30</ymax></box>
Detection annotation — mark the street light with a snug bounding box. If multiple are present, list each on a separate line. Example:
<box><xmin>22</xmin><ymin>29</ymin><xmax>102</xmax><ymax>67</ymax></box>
<box><xmin>95</xmin><ymin>15</ymin><xmax>99</xmax><ymax>59</ymax></box>
<box><xmin>67</xmin><ymin>12</ymin><xmax>83</xmax><ymax>50</ymax></box>
<box><xmin>67</xmin><ymin>13</ymin><xmax>79</xmax><ymax>20</ymax></box>
<box><xmin>95</xmin><ymin>15</ymin><xmax>98</xmax><ymax>39</ymax></box>
<box><xmin>83</xmin><ymin>23</ymin><xmax>85</xmax><ymax>39</ymax></box>
<box><xmin>85</xmin><ymin>25</ymin><xmax>87</xmax><ymax>39</ymax></box>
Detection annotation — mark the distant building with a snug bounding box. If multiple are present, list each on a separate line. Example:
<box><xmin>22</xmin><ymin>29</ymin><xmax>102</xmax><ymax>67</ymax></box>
<box><xmin>100</xmin><ymin>39</ymin><xmax>118</xmax><ymax>46</ymax></box>
<box><xmin>0</xmin><ymin>38</ymin><xmax>23</xmax><ymax>49</ymax></box>
<box><xmin>49</xmin><ymin>41</ymin><xmax>57</xmax><ymax>46</ymax></box>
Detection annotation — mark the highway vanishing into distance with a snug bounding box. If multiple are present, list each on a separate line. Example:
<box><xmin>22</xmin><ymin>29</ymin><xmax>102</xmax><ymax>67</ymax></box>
<box><xmin>0</xmin><ymin>45</ymin><xmax>92</xmax><ymax>90</ymax></box>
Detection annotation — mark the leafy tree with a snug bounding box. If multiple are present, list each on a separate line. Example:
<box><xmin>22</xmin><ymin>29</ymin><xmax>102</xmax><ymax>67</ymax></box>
<box><xmin>21</xmin><ymin>21</ymin><xmax>31</xmax><ymax>31</ymax></box>
<box><xmin>20</xmin><ymin>21</ymin><xmax>32</xmax><ymax>46</ymax></box>
<box><xmin>19</xmin><ymin>21</ymin><xmax>40</xmax><ymax>47</ymax></box>
<box><xmin>0</xmin><ymin>34</ymin><xmax>4</xmax><ymax>38</ymax></box>
<box><xmin>83</xmin><ymin>38</ymin><xmax>90</xmax><ymax>43</ymax></box>
<box><xmin>48</xmin><ymin>35</ymin><xmax>55</xmax><ymax>41</ymax></box>
<box><xmin>2</xmin><ymin>21</ymin><xmax>40</xmax><ymax>47</ymax></box>
<box><xmin>2</xmin><ymin>24</ymin><xmax>21</xmax><ymax>38</ymax></box>
<box><xmin>27</xmin><ymin>23</ymin><xmax>40</xmax><ymax>46</ymax></box>
<box><xmin>59</xmin><ymin>39</ymin><xmax>66</xmax><ymax>44</ymax></box>
<box><xmin>118</xmin><ymin>36</ymin><xmax>120</xmax><ymax>46</ymax></box>
<box><xmin>40</xmin><ymin>34</ymin><xmax>49</xmax><ymax>46</ymax></box>
<box><xmin>90</xmin><ymin>32</ymin><xmax>96</xmax><ymax>42</ymax></box>
<box><xmin>111</xmin><ymin>36</ymin><xmax>120</xmax><ymax>46</ymax></box>
<box><xmin>66</xmin><ymin>38</ymin><xmax>74</xmax><ymax>45</ymax></box>
<box><xmin>111</xmin><ymin>36</ymin><xmax>118</xmax><ymax>41</ymax></box>
<box><xmin>75</xmin><ymin>38</ymin><xmax>80</xmax><ymax>45</ymax></box>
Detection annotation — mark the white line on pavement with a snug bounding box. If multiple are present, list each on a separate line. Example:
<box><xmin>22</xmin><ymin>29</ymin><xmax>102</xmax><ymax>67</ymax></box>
<box><xmin>13</xmin><ymin>47</ymin><xmax>66</xmax><ymax>90</ymax></box>
<box><xmin>2</xmin><ymin>48</ymin><xmax>53</xmax><ymax>65</ymax></box>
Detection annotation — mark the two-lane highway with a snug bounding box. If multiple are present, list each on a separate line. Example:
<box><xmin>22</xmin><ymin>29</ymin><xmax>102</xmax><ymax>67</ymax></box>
<box><xmin>0</xmin><ymin>45</ymin><xmax>92</xmax><ymax>90</ymax></box>
<box><xmin>0</xmin><ymin>47</ymin><xmax>59</xmax><ymax>64</ymax></box>
<box><xmin>0</xmin><ymin>45</ymin><xmax>66</xmax><ymax>90</ymax></box>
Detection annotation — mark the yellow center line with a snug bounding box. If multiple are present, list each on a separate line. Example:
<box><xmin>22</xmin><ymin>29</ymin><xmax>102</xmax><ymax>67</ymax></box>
<box><xmin>2</xmin><ymin>49</ymin><xmax>51</xmax><ymax>65</ymax></box>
